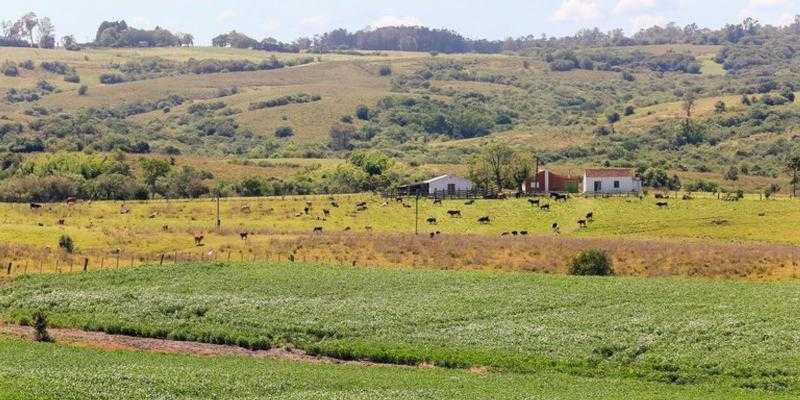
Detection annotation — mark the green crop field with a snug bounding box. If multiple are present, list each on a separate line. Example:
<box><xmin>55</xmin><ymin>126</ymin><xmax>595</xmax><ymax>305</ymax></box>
<box><xmin>2</xmin><ymin>262</ymin><xmax>800</xmax><ymax>397</ymax></box>
<box><xmin>2</xmin><ymin>335</ymin><xmax>787</xmax><ymax>400</ymax></box>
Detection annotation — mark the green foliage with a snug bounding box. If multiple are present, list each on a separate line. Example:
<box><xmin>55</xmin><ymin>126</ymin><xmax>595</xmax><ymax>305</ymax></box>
<box><xmin>58</xmin><ymin>234</ymin><xmax>74</xmax><ymax>253</ymax></box>
<box><xmin>568</xmin><ymin>249</ymin><xmax>613</xmax><ymax>276</ymax></box>
<box><xmin>248</xmin><ymin>93</ymin><xmax>321</xmax><ymax>111</ymax></box>
<box><xmin>99</xmin><ymin>72</ymin><xmax>125</xmax><ymax>84</ymax></box>
<box><xmin>77</xmin><ymin>84</ymin><xmax>88</xmax><ymax>96</ymax></box>
<box><xmin>355</xmin><ymin>104</ymin><xmax>370</xmax><ymax>120</ymax></box>
<box><xmin>274</xmin><ymin>126</ymin><xmax>294</xmax><ymax>138</ymax></box>
<box><xmin>1</xmin><ymin>61</ymin><xmax>18</xmax><ymax>77</ymax></box>
<box><xmin>329</xmin><ymin>123</ymin><xmax>355</xmax><ymax>151</ymax></box>
<box><xmin>32</xmin><ymin>311</ymin><xmax>53</xmax><ymax>342</ymax></box>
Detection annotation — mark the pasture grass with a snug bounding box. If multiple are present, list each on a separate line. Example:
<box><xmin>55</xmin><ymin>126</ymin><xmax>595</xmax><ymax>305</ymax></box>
<box><xmin>0</xmin><ymin>335</ymin><xmax>785</xmax><ymax>400</ymax></box>
<box><xmin>2</xmin><ymin>262</ymin><xmax>800</xmax><ymax>395</ymax></box>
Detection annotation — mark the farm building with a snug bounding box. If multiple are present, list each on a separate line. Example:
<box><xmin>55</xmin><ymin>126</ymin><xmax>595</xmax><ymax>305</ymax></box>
<box><xmin>397</xmin><ymin>175</ymin><xmax>474</xmax><ymax>196</ymax></box>
<box><xmin>521</xmin><ymin>170</ymin><xmax>582</xmax><ymax>194</ymax></box>
<box><xmin>583</xmin><ymin>168</ymin><xmax>642</xmax><ymax>194</ymax></box>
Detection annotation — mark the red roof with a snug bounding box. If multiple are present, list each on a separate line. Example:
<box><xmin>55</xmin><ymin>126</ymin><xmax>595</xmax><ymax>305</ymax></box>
<box><xmin>585</xmin><ymin>168</ymin><xmax>634</xmax><ymax>178</ymax></box>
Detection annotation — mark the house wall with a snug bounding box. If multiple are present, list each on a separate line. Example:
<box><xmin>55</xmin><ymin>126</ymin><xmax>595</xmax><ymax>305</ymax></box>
<box><xmin>428</xmin><ymin>176</ymin><xmax>474</xmax><ymax>194</ymax></box>
<box><xmin>583</xmin><ymin>176</ymin><xmax>641</xmax><ymax>193</ymax></box>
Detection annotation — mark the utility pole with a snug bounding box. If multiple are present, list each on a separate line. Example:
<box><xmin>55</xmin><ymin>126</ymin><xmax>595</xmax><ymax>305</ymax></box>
<box><xmin>216</xmin><ymin>192</ymin><xmax>221</xmax><ymax>229</ymax></box>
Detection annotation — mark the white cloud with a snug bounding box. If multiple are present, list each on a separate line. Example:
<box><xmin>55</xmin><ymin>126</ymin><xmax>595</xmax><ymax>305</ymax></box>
<box><xmin>217</xmin><ymin>9</ymin><xmax>238</xmax><ymax>23</ymax></box>
<box><xmin>613</xmin><ymin>0</ymin><xmax>657</xmax><ymax>15</ymax></box>
<box><xmin>631</xmin><ymin>14</ymin><xmax>668</xmax><ymax>32</ymax></box>
<box><xmin>551</xmin><ymin>0</ymin><xmax>603</xmax><ymax>22</ymax></box>
<box><xmin>369</xmin><ymin>15</ymin><xmax>424</xmax><ymax>29</ymax></box>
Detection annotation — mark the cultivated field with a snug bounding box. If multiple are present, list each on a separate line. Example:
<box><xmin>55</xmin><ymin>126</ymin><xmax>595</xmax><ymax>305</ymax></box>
<box><xmin>3</xmin><ymin>262</ymin><xmax>800</xmax><ymax>397</ymax></box>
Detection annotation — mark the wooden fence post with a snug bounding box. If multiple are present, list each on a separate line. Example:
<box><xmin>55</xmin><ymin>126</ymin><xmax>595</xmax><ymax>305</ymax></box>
<box><xmin>160</xmin><ymin>254</ymin><xmax>164</xmax><ymax>266</ymax></box>
<box><xmin>83</xmin><ymin>257</ymin><xmax>89</xmax><ymax>272</ymax></box>
<box><xmin>6</xmin><ymin>262</ymin><xmax>11</xmax><ymax>275</ymax></box>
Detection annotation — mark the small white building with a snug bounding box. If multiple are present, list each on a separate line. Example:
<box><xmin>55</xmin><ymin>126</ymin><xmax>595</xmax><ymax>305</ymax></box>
<box><xmin>583</xmin><ymin>168</ymin><xmax>641</xmax><ymax>194</ymax></box>
<box><xmin>399</xmin><ymin>175</ymin><xmax>474</xmax><ymax>196</ymax></box>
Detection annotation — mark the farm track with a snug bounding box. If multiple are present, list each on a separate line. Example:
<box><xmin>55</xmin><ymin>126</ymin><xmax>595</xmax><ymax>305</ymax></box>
<box><xmin>0</xmin><ymin>323</ymin><xmax>400</xmax><ymax>368</ymax></box>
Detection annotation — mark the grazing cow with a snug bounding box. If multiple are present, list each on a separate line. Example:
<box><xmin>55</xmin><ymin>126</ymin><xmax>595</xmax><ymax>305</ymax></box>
<box><xmin>577</xmin><ymin>219</ymin><xmax>587</xmax><ymax>228</ymax></box>
<box><xmin>330</xmin><ymin>201</ymin><xmax>339</xmax><ymax>208</ymax></box>
<box><xmin>430</xmin><ymin>232</ymin><xmax>436</xmax><ymax>239</ymax></box>
<box><xmin>381</xmin><ymin>202</ymin><xmax>389</xmax><ymax>207</ymax></box>
<box><xmin>551</xmin><ymin>193</ymin><xmax>568</xmax><ymax>202</ymax></box>
<box><xmin>654</xmin><ymin>194</ymin><xmax>668</xmax><ymax>199</ymax></box>
<box><xmin>540</xmin><ymin>204</ymin><xmax>550</xmax><ymax>211</ymax></box>
<box><xmin>323</xmin><ymin>209</ymin><xmax>331</xmax><ymax>217</ymax></box>
<box><xmin>528</xmin><ymin>198</ymin><xmax>540</xmax><ymax>206</ymax></box>
<box><xmin>149</xmin><ymin>212</ymin><xmax>158</xmax><ymax>219</ymax></box>
<box><xmin>656</xmin><ymin>201</ymin><xmax>669</xmax><ymax>208</ymax></box>
<box><xmin>464</xmin><ymin>199</ymin><xmax>475</xmax><ymax>205</ymax></box>
<box><xmin>365</xmin><ymin>226</ymin><xmax>373</xmax><ymax>231</ymax></box>
<box><xmin>193</xmin><ymin>235</ymin><xmax>204</xmax><ymax>246</ymax></box>
<box><xmin>551</xmin><ymin>223</ymin><xmax>560</xmax><ymax>234</ymax></box>
<box><xmin>29</xmin><ymin>202</ymin><xmax>42</xmax><ymax>209</ymax></box>
<box><xmin>447</xmin><ymin>210</ymin><xmax>462</xmax><ymax>218</ymax></box>
<box><xmin>433</xmin><ymin>198</ymin><xmax>442</xmax><ymax>206</ymax></box>
<box><xmin>66</xmin><ymin>197</ymin><xmax>77</xmax><ymax>205</ymax></box>
<box><xmin>586</xmin><ymin>212</ymin><xmax>594</xmax><ymax>222</ymax></box>
<box><xmin>426</xmin><ymin>217</ymin><xmax>437</xmax><ymax>225</ymax></box>
<box><xmin>239</xmin><ymin>232</ymin><xmax>249</xmax><ymax>241</ymax></box>
<box><xmin>402</xmin><ymin>203</ymin><xmax>412</xmax><ymax>209</ymax></box>
<box><xmin>313</xmin><ymin>227</ymin><xmax>323</xmax><ymax>233</ymax></box>
<box><xmin>303</xmin><ymin>206</ymin><xmax>310</xmax><ymax>215</ymax></box>
<box><xmin>511</xmin><ymin>231</ymin><xmax>518</xmax><ymax>236</ymax></box>
<box><xmin>520</xmin><ymin>231</ymin><xmax>528</xmax><ymax>236</ymax></box>
<box><xmin>120</xmin><ymin>205</ymin><xmax>130</xmax><ymax>214</ymax></box>
<box><xmin>682</xmin><ymin>194</ymin><xmax>693</xmax><ymax>200</ymax></box>
<box><xmin>356</xmin><ymin>201</ymin><xmax>367</xmax><ymax>208</ymax></box>
<box><xmin>241</xmin><ymin>204</ymin><xmax>252</xmax><ymax>213</ymax></box>
<box><xmin>161</xmin><ymin>225</ymin><xmax>169</xmax><ymax>232</ymax></box>
<box><xmin>56</xmin><ymin>219</ymin><xmax>65</xmax><ymax>225</ymax></box>
<box><xmin>435</xmin><ymin>231</ymin><xmax>441</xmax><ymax>235</ymax></box>
<box><xmin>501</xmin><ymin>232</ymin><xmax>509</xmax><ymax>236</ymax></box>
<box><xmin>395</xmin><ymin>197</ymin><xmax>404</xmax><ymax>203</ymax></box>
<box><xmin>294</xmin><ymin>212</ymin><xmax>303</xmax><ymax>218</ymax></box>
<box><xmin>477</xmin><ymin>216</ymin><xmax>490</xmax><ymax>224</ymax></box>
<box><xmin>357</xmin><ymin>205</ymin><xmax>368</xmax><ymax>212</ymax></box>
<box><xmin>344</xmin><ymin>226</ymin><xmax>351</xmax><ymax>231</ymax></box>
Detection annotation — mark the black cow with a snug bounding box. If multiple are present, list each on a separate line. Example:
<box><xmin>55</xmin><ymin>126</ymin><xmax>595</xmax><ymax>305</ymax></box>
<box><xmin>477</xmin><ymin>216</ymin><xmax>491</xmax><ymax>224</ymax></box>
<box><xmin>447</xmin><ymin>210</ymin><xmax>462</xmax><ymax>218</ymax></box>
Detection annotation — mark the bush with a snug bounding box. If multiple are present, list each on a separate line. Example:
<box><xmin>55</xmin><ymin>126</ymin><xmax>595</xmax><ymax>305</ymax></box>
<box><xmin>20</xmin><ymin>60</ymin><xmax>34</xmax><ymax>70</ymax></box>
<box><xmin>274</xmin><ymin>126</ymin><xmax>294</xmax><ymax>138</ymax></box>
<box><xmin>379</xmin><ymin>65</ymin><xmax>392</xmax><ymax>76</ymax></box>
<box><xmin>623</xmin><ymin>106</ymin><xmax>635</xmax><ymax>116</ymax></box>
<box><xmin>58</xmin><ymin>234</ymin><xmax>74</xmax><ymax>253</ymax></box>
<box><xmin>99</xmin><ymin>73</ymin><xmax>125</xmax><ymax>84</ymax></box>
<box><xmin>2</xmin><ymin>61</ymin><xmax>18</xmax><ymax>77</ymax></box>
<box><xmin>356</xmin><ymin>105</ymin><xmax>370</xmax><ymax>120</ymax></box>
<box><xmin>340</xmin><ymin>115</ymin><xmax>353</xmax><ymax>123</ymax></box>
<box><xmin>64</xmin><ymin>73</ymin><xmax>81</xmax><ymax>83</ymax></box>
<box><xmin>78</xmin><ymin>84</ymin><xmax>88</xmax><ymax>96</ymax></box>
<box><xmin>41</xmin><ymin>61</ymin><xmax>73</xmax><ymax>75</ymax></box>
<box><xmin>32</xmin><ymin>311</ymin><xmax>53</xmax><ymax>343</ymax></box>
<box><xmin>568</xmin><ymin>249</ymin><xmax>613</xmax><ymax>276</ymax></box>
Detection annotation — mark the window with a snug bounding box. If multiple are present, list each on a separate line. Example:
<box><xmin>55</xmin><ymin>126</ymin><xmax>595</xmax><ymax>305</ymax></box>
<box><xmin>447</xmin><ymin>183</ymin><xmax>456</xmax><ymax>195</ymax></box>
<box><xmin>594</xmin><ymin>181</ymin><xmax>602</xmax><ymax>191</ymax></box>
<box><xmin>613</xmin><ymin>180</ymin><xmax>620</xmax><ymax>189</ymax></box>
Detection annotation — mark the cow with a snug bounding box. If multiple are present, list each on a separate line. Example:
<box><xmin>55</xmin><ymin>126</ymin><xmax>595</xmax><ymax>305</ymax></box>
<box><xmin>426</xmin><ymin>217</ymin><xmax>437</xmax><ymax>225</ymax></box>
<box><xmin>577</xmin><ymin>219</ymin><xmax>587</xmax><ymax>228</ymax></box>
<box><xmin>528</xmin><ymin>198</ymin><xmax>540</xmax><ymax>206</ymax></box>
<box><xmin>511</xmin><ymin>231</ymin><xmax>518</xmax><ymax>236</ymax></box>
<box><xmin>239</xmin><ymin>232</ymin><xmax>249</xmax><ymax>241</ymax></box>
<box><xmin>464</xmin><ymin>199</ymin><xmax>475</xmax><ymax>205</ymax></box>
<box><xmin>66</xmin><ymin>197</ymin><xmax>77</xmax><ymax>205</ymax></box>
<box><xmin>330</xmin><ymin>201</ymin><xmax>340</xmax><ymax>208</ymax></box>
<box><xmin>447</xmin><ymin>210</ymin><xmax>462</xmax><ymax>218</ymax></box>
<box><xmin>323</xmin><ymin>209</ymin><xmax>331</xmax><ymax>217</ymax></box>
<box><xmin>344</xmin><ymin>226</ymin><xmax>352</xmax><ymax>231</ymax></box>
<box><xmin>586</xmin><ymin>212</ymin><xmax>594</xmax><ymax>222</ymax></box>
<box><xmin>477</xmin><ymin>216</ymin><xmax>491</xmax><ymax>224</ymax></box>
<box><xmin>357</xmin><ymin>205</ymin><xmax>368</xmax><ymax>212</ymax></box>
<box><xmin>193</xmin><ymin>235</ymin><xmax>204</xmax><ymax>246</ymax></box>
<box><xmin>356</xmin><ymin>201</ymin><xmax>367</xmax><ymax>208</ymax></box>
<box><xmin>433</xmin><ymin>198</ymin><xmax>442</xmax><ymax>206</ymax></box>
<box><xmin>551</xmin><ymin>223</ymin><xmax>560</xmax><ymax>234</ymax></box>
<box><xmin>364</xmin><ymin>226</ymin><xmax>373</xmax><ymax>231</ymax></box>
<box><xmin>313</xmin><ymin>227</ymin><xmax>323</xmax><ymax>233</ymax></box>
<box><xmin>540</xmin><ymin>204</ymin><xmax>550</xmax><ymax>211</ymax></box>
<box><xmin>240</xmin><ymin>204</ymin><xmax>252</xmax><ymax>213</ymax></box>
<box><xmin>303</xmin><ymin>206</ymin><xmax>310</xmax><ymax>215</ymax></box>
<box><xmin>161</xmin><ymin>225</ymin><xmax>169</xmax><ymax>232</ymax></box>
<box><xmin>655</xmin><ymin>194</ymin><xmax>668</xmax><ymax>199</ymax></box>
<box><xmin>149</xmin><ymin>212</ymin><xmax>158</xmax><ymax>219</ymax></box>
<box><xmin>501</xmin><ymin>232</ymin><xmax>509</xmax><ymax>236</ymax></box>
<box><xmin>29</xmin><ymin>202</ymin><xmax>42</xmax><ymax>209</ymax></box>
<box><xmin>551</xmin><ymin>193</ymin><xmax>568</xmax><ymax>202</ymax></box>
<box><xmin>56</xmin><ymin>219</ymin><xmax>65</xmax><ymax>225</ymax></box>
<box><xmin>520</xmin><ymin>231</ymin><xmax>528</xmax><ymax>236</ymax></box>
<box><xmin>120</xmin><ymin>205</ymin><xmax>130</xmax><ymax>214</ymax></box>
<box><xmin>656</xmin><ymin>201</ymin><xmax>669</xmax><ymax>208</ymax></box>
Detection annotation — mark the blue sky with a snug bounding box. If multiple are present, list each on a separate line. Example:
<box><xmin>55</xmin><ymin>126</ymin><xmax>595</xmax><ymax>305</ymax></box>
<box><xmin>5</xmin><ymin>0</ymin><xmax>800</xmax><ymax>45</ymax></box>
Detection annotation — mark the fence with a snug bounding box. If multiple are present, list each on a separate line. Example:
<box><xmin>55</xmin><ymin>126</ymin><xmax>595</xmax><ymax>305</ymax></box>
<box><xmin>382</xmin><ymin>188</ymin><xmax>497</xmax><ymax>200</ymax></box>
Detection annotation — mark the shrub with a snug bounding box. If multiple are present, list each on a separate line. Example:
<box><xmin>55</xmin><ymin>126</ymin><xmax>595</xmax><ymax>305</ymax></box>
<box><xmin>64</xmin><ymin>73</ymin><xmax>80</xmax><ymax>83</ymax></box>
<box><xmin>32</xmin><ymin>311</ymin><xmax>53</xmax><ymax>343</ymax></box>
<box><xmin>379</xmin><ymin>65</ymin><xmax>392</xmax><ymax>76</ymax></box>
<box><xmin>41</xmin><ymin>61</ymin><xmax>73</xmax><ymax>75</ymax></box>
<box><xmin>340</xmin><ymin>115</ymin><xmax>353</xmax><ymax>123</ymax></box>
<box><xmin>78</xmin><ymin>84</ymin><xmax>88</xmax><ymax>96</ymax></box>
<box><xmin>568</xmin><ymin>249</ymin><xmax>613</xmax><ymax>276</ymax></box>
<box><xmin>275</xmin><ymin>126</ymin><xmax>294</xmax><ymax>138</ymax></box>
<box><xmin>58</xmin><ymin>234</ymin><xmax>74</xmax><ymax>253</ymax></box>
<box><xmin>2</xmin><ymin>61</ymin><xmax>19</xmax><ymax>77</ymax></box>
<box><xmin>20</xmin><ymin>60</ymin><xmax>34</xmax><ymax>70</ymax></box>
<box><xmin>623</xmin><ymin>106</ymin><xmax>635</xmax><ymax>116</ymax></box>
<box><xmin>99</xmin><ymin>73</ymin><xmax>125</xmax><ymax>84</ymax></box>
<box><xmin>37</xmin><ymin>80</ymin><xmax>56</xmax><ymax>93</ymax></box>
<box><xmin>356</xmin><ymin>105</ymin><xmax>370</xmax><ymax>120</ymax></box>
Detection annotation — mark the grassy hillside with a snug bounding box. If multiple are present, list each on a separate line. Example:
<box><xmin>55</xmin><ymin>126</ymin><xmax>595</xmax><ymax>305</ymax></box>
<box><xmin>1</xmin><ymin>336</ymin><xmax>783</xmax><ymax>400</ymax></box>
<box><xmin>3</xmin><ymin>262</ymin><xmax>800</xmax><ymax>395</ymax></box>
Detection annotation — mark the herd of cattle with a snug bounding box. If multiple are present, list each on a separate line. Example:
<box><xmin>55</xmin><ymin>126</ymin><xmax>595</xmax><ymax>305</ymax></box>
<box><xmin>24</xmin><ymin>191</ymin><xmax>679</xmax><ymax>247</ymax></box>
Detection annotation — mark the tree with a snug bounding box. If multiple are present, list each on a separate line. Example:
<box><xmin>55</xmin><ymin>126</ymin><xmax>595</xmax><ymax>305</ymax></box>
<box><xmin>606</xmin><ymin>112</ymin><xmax>620</xmax><ymax>133</ymax></box>
<box><xmin>786</xmin><ymin>151</ymin><xmax>800</xmax><ymax>197</ymax></box>
<box><xmin>61</xmin><ymin>35</ymin><xmax>80</xmax><ymax>51</ymax></box>
<box><xmin>329</xmin><ymin>123</ymin><xmax>355</xmax><ymax>151</ymax></box>
<box><xmin>470</xmin><ymin>142</ymin><xmax>514</xmax><ymax>190</ymax></box>
<box><xmin>139</xmin><ymin>158</ymin><xmax>172</xmax><ymax>197</ymax></box>
<box><xmin>20</xmin><ymin>12</ymin><xmax>38</xmax><ymax>47</ymax></box>
<box><xmin>36</xmin><ymin>17</ymin><xmax>55</xmax><ymax>48</ymax></box>
<box><xmin>725</xmin><ymin>165</ymin><xmax>739</xmax><ymax>181</ymax></box>
<box><xmin>682</xmin><ymin>92</ymin><xmax>696</xmax><ymax>119</ymax></box>
<box><xmin>507</xmin><ymin>152</ymin><xmax>537</xmax><ymax>191</ymax></box>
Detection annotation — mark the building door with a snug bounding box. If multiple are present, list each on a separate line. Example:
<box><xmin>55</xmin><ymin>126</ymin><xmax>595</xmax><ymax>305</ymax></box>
<box><xmin>447</xmin><ymin>183</ymin><xmax>456</xmax><ymax>195</ymax></box>
<box><xmin>593</xmin><ymin>181</ymin><xmax>602</xmax><ymax>192</ymax></box>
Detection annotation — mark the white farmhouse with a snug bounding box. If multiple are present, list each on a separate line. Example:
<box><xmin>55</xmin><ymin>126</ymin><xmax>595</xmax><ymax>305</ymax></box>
<box><xmin>398</xmin><ymin>175</ymin><xmax>474</xmax><ymax>196</ymax></box>
<box><xmin>582</xmin><ymin>168</ymin><xmax>642</xmax><ymax>194</ymax></box>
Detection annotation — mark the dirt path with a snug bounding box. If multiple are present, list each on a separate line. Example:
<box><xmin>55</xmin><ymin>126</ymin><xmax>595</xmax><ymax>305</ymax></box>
<box><xmin>0</xmin><ymin>323</ymin><xmax>386</xmax><ymax>367</ymax></box>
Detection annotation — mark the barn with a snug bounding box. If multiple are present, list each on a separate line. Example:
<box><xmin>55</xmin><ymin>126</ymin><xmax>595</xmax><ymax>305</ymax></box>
<box><xmin>521</xmin><ymin>170</ymin><xmax>582</xmax><ymax>194</ymax></box>
<box><xmin>583</xmin><ymin>168</ymin><xmax>642</xmax><ymax>194</ymax></box>
<box><xmin>397</xmin><ymin>175</ymin><xmax>474</xmax><ymax>196</ymax></box>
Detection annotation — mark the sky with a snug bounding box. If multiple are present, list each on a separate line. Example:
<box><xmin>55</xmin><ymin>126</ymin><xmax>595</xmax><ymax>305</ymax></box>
<box><xmin>4</xmin><ymin>0</ymin><xmax>800</xmax><ymax>45</ymax></box>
